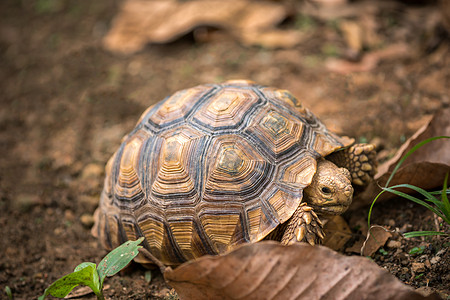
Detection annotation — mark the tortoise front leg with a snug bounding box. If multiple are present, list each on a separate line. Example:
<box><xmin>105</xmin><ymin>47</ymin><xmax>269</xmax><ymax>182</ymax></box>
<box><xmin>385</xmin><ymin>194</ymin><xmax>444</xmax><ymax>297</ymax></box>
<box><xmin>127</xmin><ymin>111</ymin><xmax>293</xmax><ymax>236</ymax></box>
<box><xmin>327</xmin><ymin>143</ymin><xmax>377</xmax><ymax>186</ymax></box>
<box><xmin>281</xmin><ymin>203</ymin><xmax>324</xmax><ymax>246</ymax></box>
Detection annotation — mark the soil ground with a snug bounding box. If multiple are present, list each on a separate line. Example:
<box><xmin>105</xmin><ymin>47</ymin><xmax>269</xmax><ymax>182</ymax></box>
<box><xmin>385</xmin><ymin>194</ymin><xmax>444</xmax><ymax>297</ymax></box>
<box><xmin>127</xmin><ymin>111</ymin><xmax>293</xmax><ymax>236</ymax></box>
<box><xmin>0</xmin><ymin>0</ymin><xmax>449</xmax><ymax>299</ymax></box>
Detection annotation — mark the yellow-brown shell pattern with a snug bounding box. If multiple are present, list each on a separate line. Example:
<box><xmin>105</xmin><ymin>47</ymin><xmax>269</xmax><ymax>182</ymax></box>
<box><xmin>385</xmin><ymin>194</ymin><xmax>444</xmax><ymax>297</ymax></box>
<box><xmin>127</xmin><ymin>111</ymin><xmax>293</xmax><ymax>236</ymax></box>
<box><xmin>92</xmin><ymin>80</ymin><xmax>352</xmax><ymax>266</ymax></box>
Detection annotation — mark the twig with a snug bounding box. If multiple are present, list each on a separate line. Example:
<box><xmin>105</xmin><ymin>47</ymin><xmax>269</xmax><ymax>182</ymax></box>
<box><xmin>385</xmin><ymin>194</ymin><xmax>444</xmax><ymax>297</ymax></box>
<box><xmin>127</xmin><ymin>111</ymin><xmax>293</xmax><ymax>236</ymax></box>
<box><xmin>139</xmin><ymin>248</ymin><xmax>169</xmax><ymax>274</ymax></box>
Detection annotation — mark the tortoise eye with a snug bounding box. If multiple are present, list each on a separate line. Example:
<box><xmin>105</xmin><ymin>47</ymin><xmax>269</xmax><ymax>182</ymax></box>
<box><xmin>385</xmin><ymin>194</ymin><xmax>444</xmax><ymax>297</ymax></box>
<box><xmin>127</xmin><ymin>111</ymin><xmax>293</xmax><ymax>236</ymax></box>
<box><xmin>321</xmin><ymin>187</ymin><xmax>332</xmax><ymax>194</ymax></box>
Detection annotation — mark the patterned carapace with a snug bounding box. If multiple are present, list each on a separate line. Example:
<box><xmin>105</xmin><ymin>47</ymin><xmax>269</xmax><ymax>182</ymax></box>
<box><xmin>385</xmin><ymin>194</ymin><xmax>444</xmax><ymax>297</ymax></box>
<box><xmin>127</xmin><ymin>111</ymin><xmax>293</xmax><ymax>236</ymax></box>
<box><xmin>92</xmin><ymin>80</ymin><xmax>354</xmax><ymax>266</ymax></box>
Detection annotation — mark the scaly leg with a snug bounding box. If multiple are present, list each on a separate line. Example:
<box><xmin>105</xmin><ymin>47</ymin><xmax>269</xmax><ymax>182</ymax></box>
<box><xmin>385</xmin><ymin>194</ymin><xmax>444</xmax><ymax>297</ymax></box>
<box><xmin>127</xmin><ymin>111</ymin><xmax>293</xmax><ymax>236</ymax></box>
<box><xmin>280</xmin><ymin>203</ymin><xmax>324</xmax><ymax>246</ymax></box>
<box><xmin>327</xmin><ymin>143</ymin><xmax>377</xmax><ymax>186</ymax></box>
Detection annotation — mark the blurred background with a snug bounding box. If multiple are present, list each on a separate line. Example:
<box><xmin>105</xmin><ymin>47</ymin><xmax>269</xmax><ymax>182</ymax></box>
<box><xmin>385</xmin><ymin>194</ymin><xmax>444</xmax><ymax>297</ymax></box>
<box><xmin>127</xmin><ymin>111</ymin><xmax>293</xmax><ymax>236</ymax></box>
<box><xmin>0</xmin><ymin>0</ymin><xmax>449</xmax><ymax>298</ymax></box>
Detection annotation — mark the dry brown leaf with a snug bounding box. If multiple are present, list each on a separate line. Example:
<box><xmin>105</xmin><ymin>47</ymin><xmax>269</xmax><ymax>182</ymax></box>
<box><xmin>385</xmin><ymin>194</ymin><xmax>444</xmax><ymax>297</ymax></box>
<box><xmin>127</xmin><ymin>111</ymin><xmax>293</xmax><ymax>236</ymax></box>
<box><xmin>325</xmin><ymin>43</ymin><xmax>410</xmax><ymax>74</ymax></box>
<box><xmin>322</xmin><ymin>215</ymin><xmax>352</xmax><ymax>251</ymax></box>
<box><xmin>165</xmin><ymin>241</ymin><xmax>439</xmax><ymax>300</ymax></box>
<box><xmin>103</xmin><ymin>0</ymin><xmax>296</xmax><ymax>54</ymax></box>
<box><xmin>353</xmin><ymin>108</ymin><xmax>450</xmax><ymax>209</ymax></box>
<box><xmin>239</xmin><ymin>29</ymin><xmax>305</xmax><ymax>49</ymax></box>
<box><xmin>345</xmin><ymin>237</ymin><xmax>365</xmax><ymax>254</ymax></box>
<box><xmin>377</xmin><ymin>108</ymin><xmax>450</xmax><ymax>175</ymax></box>
<box><xmin>361</xmin><ymin>225</ymin><xmax>393</xmax><ymax>257</ymax></box>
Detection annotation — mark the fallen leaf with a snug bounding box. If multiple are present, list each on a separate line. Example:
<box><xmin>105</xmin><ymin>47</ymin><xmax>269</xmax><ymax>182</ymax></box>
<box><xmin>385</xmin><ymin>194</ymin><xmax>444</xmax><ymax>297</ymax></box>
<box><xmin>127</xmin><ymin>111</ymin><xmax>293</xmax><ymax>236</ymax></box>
<box><xmin>239</xmin><ymin>29</ymin><xmax>305</xmax><ymax>49</ymax></box>
<box><xmin>322</xmin><ymin>215</ymin><xmax>352</xmax><ymax>251</ymax></box>
<box><xmin>325</xmin><ymin>43</ymin><xmax>410</xmax><ymax>74</ymax></box>
<box><xmin>103</xmin><ymin>0</ymin><xmax>297</xmax><ymax>54</ymax></box>
<box><xmin>361</xmin><ymin>225</ymin><xmax>393</xmax><ymax>257</ymax></box>
<box><xmin>345</xmin><ymin>237</ymin><xmax>365</xmax><ymax>254</ymax></box>
<box><xmin>378</xmin><ymin>108</ymin><xmax>450</xmax><ymax>174</ymax></box>
<box><xmin>165</xmin><ymin>241</ymin><xmax>440</xmax><ymax>300</ymax></box>
<box><xmin>353</xmin><ymin>108</ymin><xmax>450</xmax><ymax>209</ymax></box>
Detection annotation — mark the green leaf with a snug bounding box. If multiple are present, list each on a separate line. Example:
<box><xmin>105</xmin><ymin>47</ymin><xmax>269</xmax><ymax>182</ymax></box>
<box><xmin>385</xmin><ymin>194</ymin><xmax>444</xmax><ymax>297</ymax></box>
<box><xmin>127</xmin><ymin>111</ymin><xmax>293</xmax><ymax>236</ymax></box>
<box><xmin>39</xmin><ymin>263</ymin><xmax>100</xmax><ymax>300</ymax></box>
<box><xmin>408</xmin><ymin>246</ymin><xmax>425</xmax><ymax>255</ymax></box>
<box><xmin>404</xmin><ymin>231</ymin><xmax>449</xmax><ymax>238</ymax></box>
<box><xmin>74</xmin><ymin>262</ymin><xmax>96</xmax><ymax>272</ymax></box>
<box><xmin>74</xmin><ymin>262</ymin><xmax>100</xmax><ymax>293</ymax></box>
<box><xmin>379</xmin><ymin>248</ymin><xmax>388</xmax><ymax>255</ymax></box>
<box><xmin>97</xmin><ymin>237</ymin><xmax>144</xmax><ymax>287</ymax></box>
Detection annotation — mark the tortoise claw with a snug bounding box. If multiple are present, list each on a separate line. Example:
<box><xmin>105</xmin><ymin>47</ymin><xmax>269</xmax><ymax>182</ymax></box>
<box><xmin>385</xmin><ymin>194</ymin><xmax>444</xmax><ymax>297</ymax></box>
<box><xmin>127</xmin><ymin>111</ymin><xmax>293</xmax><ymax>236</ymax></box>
<box><xmin>281</xmin><ymin>203</ymin><xmax>324</xmax><ymax>245</ymax></box>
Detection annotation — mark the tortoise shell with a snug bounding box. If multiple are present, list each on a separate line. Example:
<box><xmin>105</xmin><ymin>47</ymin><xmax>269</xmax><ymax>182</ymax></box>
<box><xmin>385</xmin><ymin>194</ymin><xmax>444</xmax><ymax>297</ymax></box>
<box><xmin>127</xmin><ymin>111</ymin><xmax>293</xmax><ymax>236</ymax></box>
<box><xmin>92</xmin><ymin>80</ymin><xmax>353</xmax><ymax>266</ymax></box>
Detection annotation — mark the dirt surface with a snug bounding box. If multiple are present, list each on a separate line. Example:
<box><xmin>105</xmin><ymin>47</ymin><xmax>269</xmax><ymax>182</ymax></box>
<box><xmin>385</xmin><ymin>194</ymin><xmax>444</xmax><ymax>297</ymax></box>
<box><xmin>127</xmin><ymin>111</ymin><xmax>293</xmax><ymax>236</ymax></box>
<box><xmin>0</xmin><ymin>0</ymin><xmax>449</xmax><ymax>299</ymax></box>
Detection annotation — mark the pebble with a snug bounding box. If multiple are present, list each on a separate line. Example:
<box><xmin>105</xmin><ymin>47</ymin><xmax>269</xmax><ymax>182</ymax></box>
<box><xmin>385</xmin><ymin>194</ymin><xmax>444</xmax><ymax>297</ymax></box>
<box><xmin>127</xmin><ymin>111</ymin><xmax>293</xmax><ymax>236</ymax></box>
<box><xmin>411</xmin><ymin>262</ymin><xmax>425</xmax><ymax>273</ymax></box>
<box><xmin>387</xmin><ymin>219</ymin><xmax>396</xmax><ymax>227</ymax></box>
<box><xmin>64</xmin><ymin>209</ymin><xmax>75</xmax><ymax>222</ymax></box>
<box><xmin>387</xmin><ymin>240</ymin><xmax>402</xmax><ymax>248</ymax></box>
<box><xmin>80</xmin><ymin>213</ymin><xmax>95</xmax><ymax>228</ymax></box>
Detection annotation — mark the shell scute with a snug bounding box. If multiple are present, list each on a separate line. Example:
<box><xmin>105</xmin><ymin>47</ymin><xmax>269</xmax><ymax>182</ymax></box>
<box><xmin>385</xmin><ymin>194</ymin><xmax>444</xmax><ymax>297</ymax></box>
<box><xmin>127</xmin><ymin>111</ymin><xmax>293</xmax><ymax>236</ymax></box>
<box><xmin>150</xmin><ymin>126</ymin><xmax>205</xmax><ymax>206</ymax></box>
<box><xmin>192</xmin><ymin>87</ymin><xmax>262</xmax><ymax>131</ymax></box>
<box><xmin>199</xmin><ymin>210</ymin><xmax>242</xmax><ymax>254</ymax></box>
<box><xmin>147</xmin><ymin>85</ymin><xmax>215</xmax><ymax>131</ymax></box>
<box><xmin>204</xmin><ymin>135</ymin><xmax>273</xmax><ymax>200</ymax></box>
<box><xmin>246</xmin><ymin>106</ymin><xmax>305</xmax><ymax>160</ymax></box>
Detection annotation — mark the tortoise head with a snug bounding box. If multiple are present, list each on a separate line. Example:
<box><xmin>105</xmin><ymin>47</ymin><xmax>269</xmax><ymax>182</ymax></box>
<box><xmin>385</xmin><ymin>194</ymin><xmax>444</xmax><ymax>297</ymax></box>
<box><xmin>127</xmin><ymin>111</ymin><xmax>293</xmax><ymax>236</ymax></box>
<box><xmin>304</xmin><ymin>159</ymin><xmax>353</xmax><ymax>216</ymax></box>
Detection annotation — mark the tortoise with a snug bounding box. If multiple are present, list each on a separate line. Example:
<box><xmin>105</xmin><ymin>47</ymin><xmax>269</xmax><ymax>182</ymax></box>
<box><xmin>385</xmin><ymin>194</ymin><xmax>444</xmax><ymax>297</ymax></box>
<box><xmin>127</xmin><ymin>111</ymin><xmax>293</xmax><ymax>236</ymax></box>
<box><xmin>92</xmin><ymin>80</ymin><xmax>376</xmax><ymax>266</ymax></box>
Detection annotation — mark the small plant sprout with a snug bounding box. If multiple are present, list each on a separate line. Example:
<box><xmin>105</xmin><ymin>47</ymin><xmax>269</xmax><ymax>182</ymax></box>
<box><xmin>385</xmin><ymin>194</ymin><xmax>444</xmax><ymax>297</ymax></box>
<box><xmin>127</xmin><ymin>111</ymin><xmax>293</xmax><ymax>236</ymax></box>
<box><xmin>368</xmin><ymin>136</ymin><xmax>450</xmax><ymax>238</ymax></box>
<box><xmin>39</xmin><ymin>237</ymin><xmax>144</xmax><ymax>300</ymax></box>
<box><xmin>5</xmin><ymin>286</ymin><xmax>13</xmax><ymax>300</ymax></box>
<box><xmin>408</xmin><ymin>246</ymin><xmax>425</xmax><ymax>256</ymax></box>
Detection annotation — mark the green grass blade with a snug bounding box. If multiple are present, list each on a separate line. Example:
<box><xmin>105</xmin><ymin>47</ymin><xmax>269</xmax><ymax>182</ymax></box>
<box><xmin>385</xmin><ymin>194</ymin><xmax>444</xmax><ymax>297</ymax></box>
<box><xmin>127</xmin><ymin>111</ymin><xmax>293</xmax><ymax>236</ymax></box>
<box><xmin>430</xmin><ymin>189</ymin><xmax>450</xmax><ymax>196</ymax></box>
<box><xmin>387</xmin><ymin>184</ymin><xmax>441</xmax><ymax>204</ymax></box>
<box><xmin>382</xmin><ymin>187</ymin><xmax>446</xmax><ymax>220</ymax></box>
<box><xmin>441</xmin><ymin>173</ymin><xmax>450</xmax><ymax>218</ymax></box>
<box><xmin>385</xmin><ymin>136</ymin><xmax>450</xmax><ymax>188</ymax></box>
<box><xmin>403</xmin><ymin>231</ymin><xmax>449</xmax><ymax>238</ymax></box>
<box><xmin>97</xmin><ymin>237</ymin><xmax>144</xmax><ymax>288</ymax></box>
<box><xmin>386</xmin><ymin>184</ymin><xmax>448</xmax><ymax>214</ymax></box>
<box><xmin>367</xmin><ymin>189</ymin><xmax>386</xmax><ymax>229</ymax></box>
